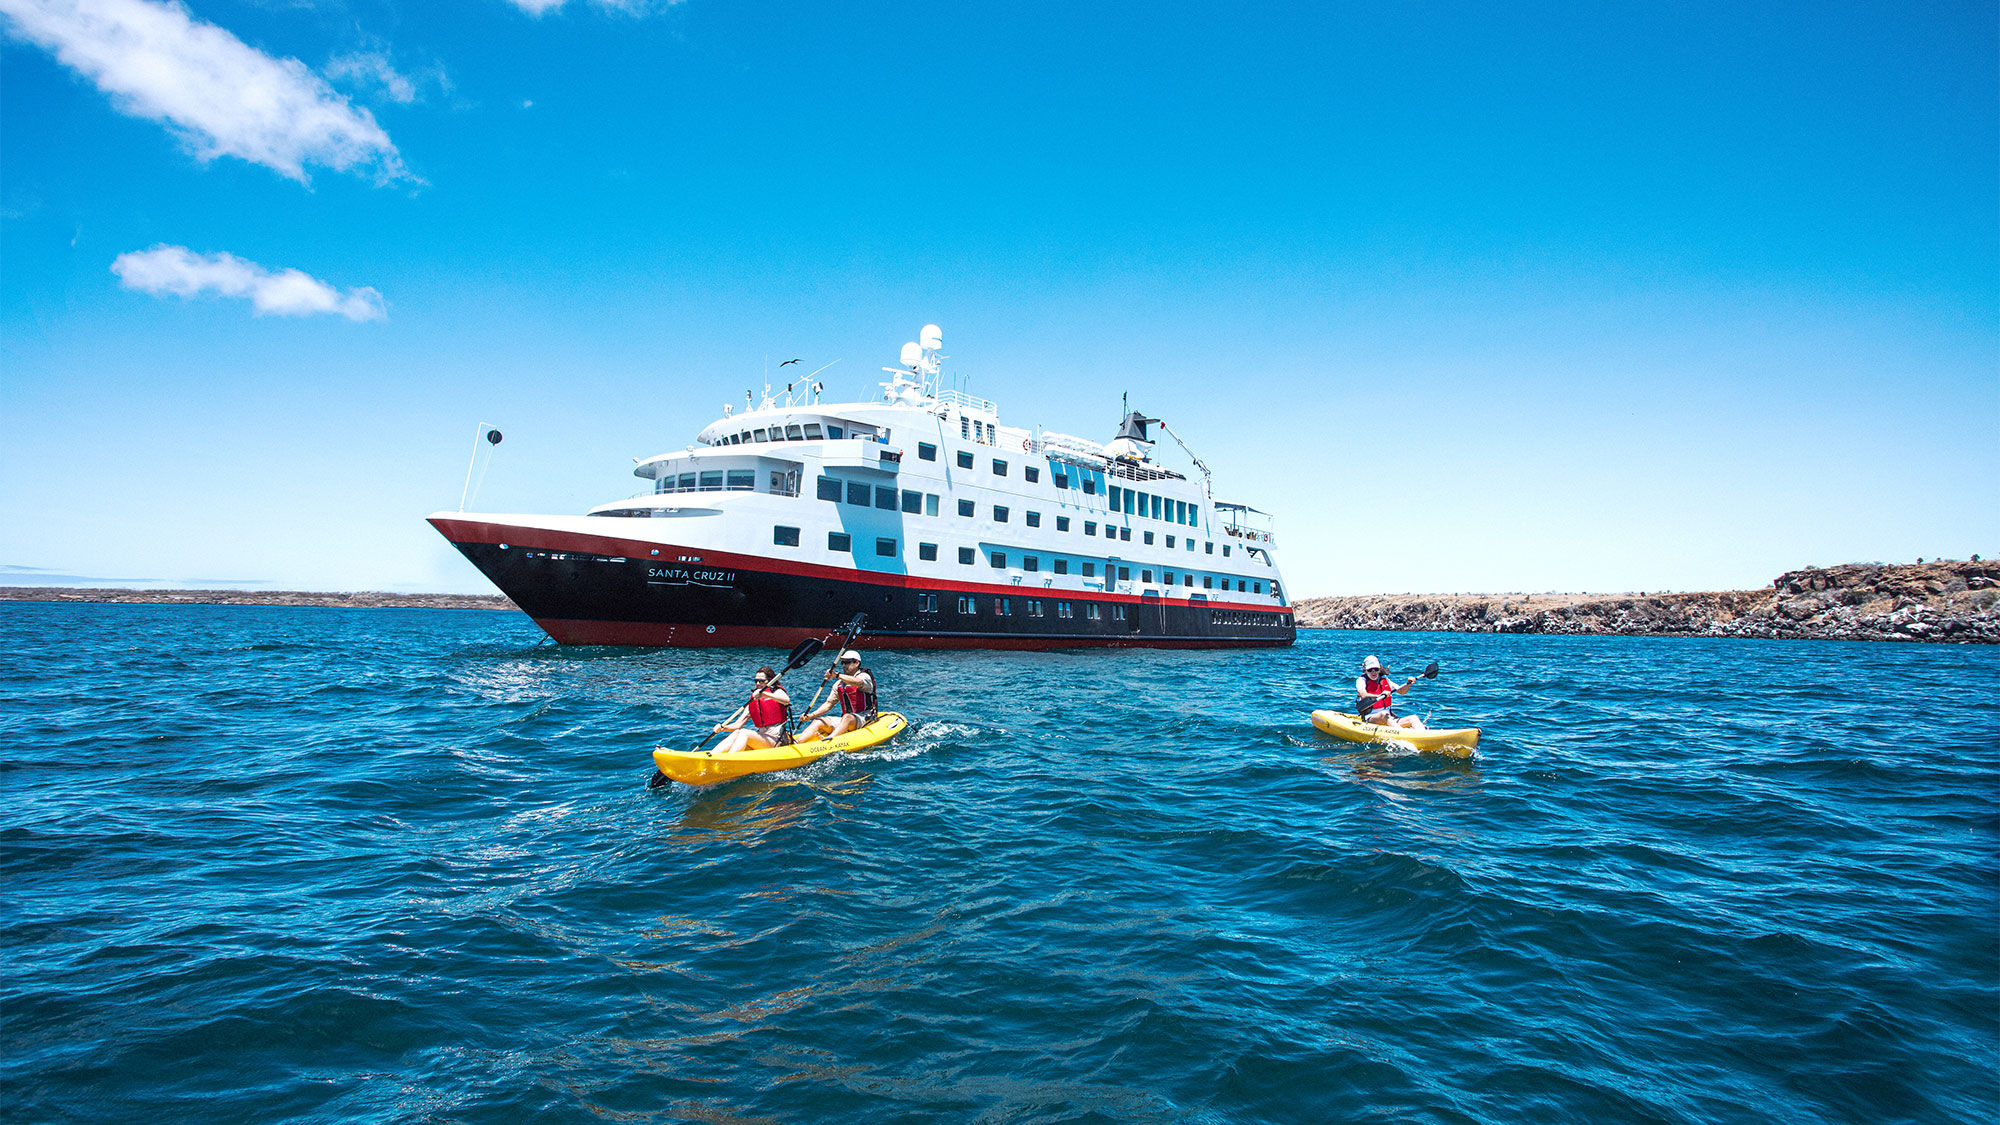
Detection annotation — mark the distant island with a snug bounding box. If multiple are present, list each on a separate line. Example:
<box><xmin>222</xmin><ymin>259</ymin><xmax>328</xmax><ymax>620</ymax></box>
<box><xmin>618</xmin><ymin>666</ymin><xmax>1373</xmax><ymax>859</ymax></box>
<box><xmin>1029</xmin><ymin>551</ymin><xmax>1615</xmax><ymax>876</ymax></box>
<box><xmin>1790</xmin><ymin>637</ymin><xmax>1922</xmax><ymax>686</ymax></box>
<box><xmin>1293</xmin><ymin>561</ymin><xmax>1997</xmax><ymax>644</ymax></box>
<box><xmin>0</xmin><ymin>587</ymin><xmax>517</xmax><ymax>612</ymax></box>
<box><xmin>5</xmin><ymin>560</ymin><xmax>1994</xmax><ymax>643</ymax></box>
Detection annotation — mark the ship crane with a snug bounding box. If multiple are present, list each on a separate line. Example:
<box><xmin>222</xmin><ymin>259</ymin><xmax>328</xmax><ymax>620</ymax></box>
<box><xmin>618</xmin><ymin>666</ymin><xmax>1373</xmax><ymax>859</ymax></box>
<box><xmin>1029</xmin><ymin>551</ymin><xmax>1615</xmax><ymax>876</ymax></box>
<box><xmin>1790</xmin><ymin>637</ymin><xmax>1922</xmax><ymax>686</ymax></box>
<box><xmin>1155</xmin><ymin>419</ymin><xmax>1214</xmax><ymax>499</ymax></box>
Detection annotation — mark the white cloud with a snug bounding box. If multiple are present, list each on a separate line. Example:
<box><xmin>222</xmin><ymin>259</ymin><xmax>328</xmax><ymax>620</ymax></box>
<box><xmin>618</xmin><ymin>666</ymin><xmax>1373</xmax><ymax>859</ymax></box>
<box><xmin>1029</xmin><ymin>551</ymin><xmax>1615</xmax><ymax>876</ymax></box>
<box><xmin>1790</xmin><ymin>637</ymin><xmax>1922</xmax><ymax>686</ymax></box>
<box><xmin>0</xmin><ymin>0</ymin><xmax>408</xmax><ymax>184</ymax></box>
<box><xmin>112</xmin><ymin>244</ymin><xmax>388</xmax><ymax>321</ymax></box>
<box><xmin>324</xmin><ymin>51</ymin><xmax>417</xmax><ymax>105</ymax></box>
<box><xmin>504</xmin><ymin>0</ymin><xmax>683</xmax><ymax>16</ymax></box>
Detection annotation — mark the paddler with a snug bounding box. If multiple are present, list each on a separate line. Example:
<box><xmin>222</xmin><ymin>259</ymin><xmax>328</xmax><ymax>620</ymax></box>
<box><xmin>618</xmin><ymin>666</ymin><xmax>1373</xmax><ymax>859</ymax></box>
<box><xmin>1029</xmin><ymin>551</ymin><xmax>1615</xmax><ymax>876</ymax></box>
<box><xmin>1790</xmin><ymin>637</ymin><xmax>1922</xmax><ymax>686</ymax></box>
<box><xmin>1356</xmin><ymin>656</ymin><xmax>1427</xmax><ymax>731</ymax></box>
<box><xmin>797</xmin><ymin>650</ymin><xmax>876</xmax><ymax>741</ymax></box>
<box><xmin>712</xmin><ymin>666</ymin><xmax>792</xmax><ymax>753</ymax></box>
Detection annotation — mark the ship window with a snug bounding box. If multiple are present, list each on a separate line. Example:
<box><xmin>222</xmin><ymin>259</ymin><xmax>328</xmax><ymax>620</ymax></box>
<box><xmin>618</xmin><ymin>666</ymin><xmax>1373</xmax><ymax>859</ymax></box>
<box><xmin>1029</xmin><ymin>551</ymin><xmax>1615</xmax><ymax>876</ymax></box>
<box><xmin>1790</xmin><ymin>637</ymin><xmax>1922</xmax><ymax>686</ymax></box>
<box><xmin>1238</xmin><ymin>579</ymin><xmax>1247</xmax><ymax>591</ymax></box>
<box><xmin>1205</xmin><ymin>542</ymin><xmax>1214</xmax><ymax>554</ymax></box>
<box><xmin>876</xmin><ymin>537</ymin><xmax>897</xmax><ymax>557</ymax></box>
<box><xmin>1025</xmin><ymin>466</ymin><xmax>1040</xmax><ymax>484</ymax></box>
<box><xmin>919</xmin><ymin>542</ymin><xmax>938</xmax><ymax>561</ymax></box>
<box><xmin>1084</xmin><ymin>521</ymin><xmax>1096</xmax><ymax>536</ymax></box>
<box><xmin>926</xmin><ymin>494</ymin><xmax>940</xmax><ymax>516</ymax></box>
<box><xmin>678</xmin><ymin>473</ymin><xmax>697</xmax><ymax>491</ymax></box>
<box><xmin>1120</xmin><ymin>527</ymin><xmax>1131</xmax><ymax>542</ymax></box>
<box><xmin>1082</xmin><ymin>478</ymin><xmax>1096</xmax><ymax>495</ymax></box>
<box><xmin>738</xmin><ymin>433</ymin><xmax>750</xmax><ymax>444</ymax></box>
<box><xmin>992</xmin><ymin>459</ymin><xmax>1008</xmax><ymax>477</ymax></box>
<box><xmin>1028</xmin><ymin>600</ymin><xmax>1043</xmax><ymax>617</ymax></box>
<box><xmin>1204</xmin><ymin>576</ymin><xmax>1213</xmax><ymax>588</ymax></box>
<box><xmin>1187</xmin><ymin>539</ymin><xmax>1195</xmax><ymax>551</ymax></box>
<box><xmin>1153</xmin><ymin>495</ymin><xmax>1163</xmax><ymax>520</ymax></box>
<box><xmin>974</xmin><ymin>420</ymin><xmax>984</xmax><ymax>441</ymax></box>
<box><xmin>1082</xmin><ymin>562</ymin><xmax>1096</xmax><ymax>577</ymax></box>
<box><xmin>919</xmin><ymin>593</ymin><xmax>938</xmax><ymax>612</ymax></box>
<box><xmin>1144</xmin><ymin>532</ymin><xmax>1154</xmax><ymax>546</ymax></box>
<box><xmin>958</xmin><ymin>595</ymin><xmax>976</xmax><ymax>614</ymax></box>
<box><xmin>1163</xmin><ymin>571</ymin><xmax>1173</xmax><ymax>584</ymax></box>
<box><xmin>828</xmin><ymin>425</ymin><xmax>844</xmax><ymax>439</ymax></box>
<box><xmin>753</xmin><ymin>428</ymin><xmax>768</xmax><ymax>442</ymax></box>
<box><xmin>847</xmin><ymin>481</ymin><xmax>870</xmax><ymax>506</ymax></box>
<box><xmin>804</xmin><ymin>423</ymin><xmax>823</xmax><ymax>439</ymax></box>
<box><xmin>991</xmin><ymin>551</ymin><xmax>1007</xmax><ymax>569</ymax></box>
<box><xmin>961</xmin><ymin>418</ymin><xmax>970</xmax><ymax>438</ymax></box>
<box><xmin>1088</xmin><ymin>603</ymin><xmax>1101</xmax><ymax>619</ymax></box>
<box><xmin>1024</xmin><ymin>555</ymin><xmax>1039</xmax><ymax>572</ymax></box>
<box><xmin>919</xmin><ymin>442</ymin><xmax>937</xmax><ymax>461</ymax></box>
<box><xmin>828</xmin><ymin>532</ymin><xmax>851</xmax><ymax>552</ymax></box>
<box><xmin>957</xmin><ymin>450</ymin><xmax>974</xmax><ymax>469</ymax></box>
<box><xmin>1055</xmin><ymin>516</ymin><xmax>1069</xmax><ymax>532</ymax></box>
<box><xmin>727</xmin><ymin>470</ymin><xmax>755</xmax><ymax>491</ymax></box>
<box><xmin>773</xmin><ymin>525</ymin><xmax>800</xmax><ymax>546</ymax></box>
<box><xmin>1142</xmin><ymin>569</ymin><xmax>1154</xmax><ymax>583</ymax></box>
<box><xmin>1054</xmin><ymin>559</ymin><xmax>1069</xmax><ymax>575</ymax></box>
<box><xmin>817</xmin><ymin>475</ymin><xmax>841</xmax><ymax>501</ymax></box>
<box><xmin>875</xmin><ymin>486</ymin><xmax>896</xmax><ymax>510</ymax></box>
<box><xmin>1114</xmin><ymin>605</ymin><xmax>1126</xmax><ymax>621</ymax></box>
<box><xmin>959</xmin><ymin>547</ymin><xmax>975</xmax><ymax>564</ymax></box>
<box><xmin>902</xmin><ymin>489</ymin><xmax>922</xmax><ymax>513</ymax></box>
<box><xmin>1166</xmin><ymin>535</ymin><xmax>1175</xmax><ymax>548</ymax></box>
<box><xmin>1108</xmin><ymin>485</ymin><xmax>1121</xmax><ymax>509</ymax></box>
<box><xmin>1254</xmin><ymin>582</ymin><xmax>1263</xmax><ymax>594</ymax></box>
<box><xmin>994</xmin><ymin>506</ymin><xmax>1009</xmax><ymax>523</ymax></box>
<box><xmin>1026</xmin><ymin>511</ymin><xmax>1041</xmax><ymax>528</ymax></box>
<box><xmin>1118</xmin><ymin>567</ymin><xmax>1131</xmax><ymax>581</ymax></box>
<box><xmin>1058</xmin><ymin>601</ymin><xmax>1072</xmax><ymax>618</ymax></box>
<box><xmin>996</xmin><ymin>597</ymin><xmax>1011</xmax><ymax>614</ymax></box>
<box><xmin>1223</xmin><ymin>546</ymin><xmax>1231</xmax><ymax>557</ymax></box>
<box><xmin>699</xmin><ymin>470</ymin><xmax>724</xmax><ymax>490</ymax></box>
<box><xmin>1054</xmin><ymin>471</ymin><xmax>1069</xmax><ymax>489</ymax></box>
<box><xmin>787</xmin><ymin>424</ymin><xmax>804</xmax><ymax>440</ymax></box>
<box><xmin>958</xmin><ymin>499</ymin><xmax>975</xmax><ymax>517</ymax></box>
<box><xmin>1127</xmin><ymin>492</ymin><xmax>1138</xmax><ymax>515</ymax></box>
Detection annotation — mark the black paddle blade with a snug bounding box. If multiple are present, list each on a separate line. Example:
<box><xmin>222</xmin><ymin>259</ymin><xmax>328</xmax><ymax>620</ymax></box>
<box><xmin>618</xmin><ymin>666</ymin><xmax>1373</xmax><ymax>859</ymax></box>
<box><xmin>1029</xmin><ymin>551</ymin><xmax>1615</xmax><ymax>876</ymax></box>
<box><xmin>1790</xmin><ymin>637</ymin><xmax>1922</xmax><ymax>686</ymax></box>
<box><xmin>782</xmin><ymin>637</ymin><xmax>824</xmax><ymax>672</ymax></box>
<box><xmin>1422</xmin><ymin>662</ymin><xmax>1440</xmax><ymax>679</ymax></box>
<box><xmin>646</xmin><ymin>769</ymin><xmax>669</xmax><ymax>789</ymax></box>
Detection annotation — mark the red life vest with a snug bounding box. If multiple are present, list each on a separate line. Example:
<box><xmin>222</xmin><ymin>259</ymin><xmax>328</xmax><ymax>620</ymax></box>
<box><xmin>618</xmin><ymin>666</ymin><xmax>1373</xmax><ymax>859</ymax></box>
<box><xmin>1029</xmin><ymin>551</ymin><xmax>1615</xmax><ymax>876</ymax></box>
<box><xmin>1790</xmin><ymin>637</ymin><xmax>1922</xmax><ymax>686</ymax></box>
<box><xmin>836</xmin><ymin>672</ymin><xmax>876</xmax><ymax>715</ymax></box>
<box><xmin>1358</xmin><ymin>672</ymin><xmax>1392</xmax><ymax>714</ymax></box>
<box><xmin>746</xmin><ymin>692</ymin><xmax>787</xmax><ymax>727</ymax></box>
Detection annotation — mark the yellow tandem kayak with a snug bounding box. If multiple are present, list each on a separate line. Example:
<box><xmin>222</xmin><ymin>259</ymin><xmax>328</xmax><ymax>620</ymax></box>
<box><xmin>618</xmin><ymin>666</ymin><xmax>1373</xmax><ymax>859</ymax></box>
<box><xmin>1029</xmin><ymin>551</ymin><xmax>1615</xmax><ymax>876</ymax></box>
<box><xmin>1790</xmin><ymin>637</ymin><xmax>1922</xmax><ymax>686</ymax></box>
<box><xmin>651</xmin><ymin>712</ymin><xmax>908</xmax><ymax>786</ymax></box>
<box><xmin>1309</xmin><ymin>710</ymin><xmax>1480</xmax><ymax>758</ymax></box>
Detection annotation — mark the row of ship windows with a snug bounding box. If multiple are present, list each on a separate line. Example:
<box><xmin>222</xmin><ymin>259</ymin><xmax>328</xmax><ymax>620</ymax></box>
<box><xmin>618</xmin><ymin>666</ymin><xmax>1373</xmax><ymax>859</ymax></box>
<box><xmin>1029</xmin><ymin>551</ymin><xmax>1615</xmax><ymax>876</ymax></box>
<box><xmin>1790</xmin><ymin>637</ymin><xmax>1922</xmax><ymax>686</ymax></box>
<box><xmin>710</xmin><ymin>421</ymin><xmax>886</xmax><ymax>446</ymax></box>
<box><xmin>910</xmin><ymin>448</ymin><xmax>1197</xmax><ymax>526</ymax></box>
<box><xmin>815</xmin><ymin>477</ymin><xmax>1237</xmax><ymax>556</ymax></box>
<box><xmin>771</xmin><ymin>526</ymin><xmax>1268</xmax><ymax>594</ymax></box>
<box><xmin>907</xmin><ymin>594</ymin><xmax>1289</xmax><ymax>627</ymax></box>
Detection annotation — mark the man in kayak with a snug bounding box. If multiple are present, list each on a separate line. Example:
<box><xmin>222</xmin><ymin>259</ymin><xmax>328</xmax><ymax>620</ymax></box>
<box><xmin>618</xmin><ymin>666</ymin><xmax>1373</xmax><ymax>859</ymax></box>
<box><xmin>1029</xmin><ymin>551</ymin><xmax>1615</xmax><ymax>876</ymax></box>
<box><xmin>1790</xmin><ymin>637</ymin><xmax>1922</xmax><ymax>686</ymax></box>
<box><xmin>798</xmin><ymin>649</ymin><xmax>877</xmax><ymax>741</ymax></box>
<box><xmin>713</xmin><ymin>666</ymin><xmax>792</xmax><ymax>753</ymax></box>
<box><xmin>1356</xmin><ymin>656</ymin><xmax>1427</xmax><ymax>731</ymax></box>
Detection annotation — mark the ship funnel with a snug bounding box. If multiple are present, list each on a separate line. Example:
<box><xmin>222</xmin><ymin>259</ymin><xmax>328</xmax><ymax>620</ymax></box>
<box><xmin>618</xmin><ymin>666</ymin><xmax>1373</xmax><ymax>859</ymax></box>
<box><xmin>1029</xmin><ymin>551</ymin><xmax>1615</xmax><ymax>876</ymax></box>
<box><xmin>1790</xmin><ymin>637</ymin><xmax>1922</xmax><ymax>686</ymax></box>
<box><xmin>1114</xmin><ymin>411</ymin><xmax>1159</xmax><ymax>444</ymax></box>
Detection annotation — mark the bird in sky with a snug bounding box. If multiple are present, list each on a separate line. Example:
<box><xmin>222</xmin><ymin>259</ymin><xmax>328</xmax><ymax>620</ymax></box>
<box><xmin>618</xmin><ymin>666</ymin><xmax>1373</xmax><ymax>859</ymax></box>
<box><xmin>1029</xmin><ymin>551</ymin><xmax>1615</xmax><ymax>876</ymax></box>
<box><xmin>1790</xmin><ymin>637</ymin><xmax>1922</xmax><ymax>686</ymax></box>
<box><xmin>780</xmin><ymin>358</ymin><xmax>800</xmax><ymax>366</ymax></box>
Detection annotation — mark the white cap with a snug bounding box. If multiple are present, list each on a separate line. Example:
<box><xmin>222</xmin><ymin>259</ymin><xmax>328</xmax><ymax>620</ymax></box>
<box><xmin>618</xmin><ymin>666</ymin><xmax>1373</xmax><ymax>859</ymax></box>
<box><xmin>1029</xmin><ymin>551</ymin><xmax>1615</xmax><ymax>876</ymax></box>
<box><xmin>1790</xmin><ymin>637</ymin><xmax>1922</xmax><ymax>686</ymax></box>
<box><xmin>1363</xmin><ymin>655</ymin><xmax>1382</xmax><ymax>671</ymax></box>
<box><xmin>840</xmin><ymin>650</ymin><xmax>861</xmax><ymax>662</ymax></box>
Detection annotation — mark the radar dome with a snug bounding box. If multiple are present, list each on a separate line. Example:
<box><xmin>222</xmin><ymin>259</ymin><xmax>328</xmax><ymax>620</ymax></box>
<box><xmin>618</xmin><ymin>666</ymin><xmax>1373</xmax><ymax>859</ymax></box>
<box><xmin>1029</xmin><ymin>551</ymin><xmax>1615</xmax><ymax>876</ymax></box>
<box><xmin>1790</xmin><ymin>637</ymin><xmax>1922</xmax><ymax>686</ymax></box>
<box><xmin>899</xmin><ymin>342</ymin><xmax>923</xmax><ymax>367</ymax></box>
<box><xmin>920</xmin><ymin>325</ymin><xmax>943</xmax><ymax>350</ymax></box>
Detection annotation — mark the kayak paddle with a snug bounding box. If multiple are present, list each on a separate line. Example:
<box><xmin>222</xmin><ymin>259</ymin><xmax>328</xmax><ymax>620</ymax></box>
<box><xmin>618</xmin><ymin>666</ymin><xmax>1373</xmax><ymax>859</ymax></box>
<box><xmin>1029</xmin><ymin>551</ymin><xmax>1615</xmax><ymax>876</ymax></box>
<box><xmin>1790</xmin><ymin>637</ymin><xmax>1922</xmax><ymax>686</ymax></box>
<box><xmin>797</xmin><ymin>614</ymin><xmax>870</xmax><ymax>731</ymax></box>
<box><xmin>645</xmin><ymin>635</ymin><xmax>826</xmax><ymax>789</ymax></box>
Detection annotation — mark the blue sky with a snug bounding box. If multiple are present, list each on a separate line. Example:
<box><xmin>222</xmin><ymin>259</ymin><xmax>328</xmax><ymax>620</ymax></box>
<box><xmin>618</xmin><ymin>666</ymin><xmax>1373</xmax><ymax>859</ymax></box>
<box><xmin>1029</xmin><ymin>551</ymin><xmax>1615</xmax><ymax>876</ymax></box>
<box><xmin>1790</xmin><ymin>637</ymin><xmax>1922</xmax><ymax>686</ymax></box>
<box><xmin>3</xmin><ymin>0</ymin><xmax>1994</xmax><ymax>596</ymax></box>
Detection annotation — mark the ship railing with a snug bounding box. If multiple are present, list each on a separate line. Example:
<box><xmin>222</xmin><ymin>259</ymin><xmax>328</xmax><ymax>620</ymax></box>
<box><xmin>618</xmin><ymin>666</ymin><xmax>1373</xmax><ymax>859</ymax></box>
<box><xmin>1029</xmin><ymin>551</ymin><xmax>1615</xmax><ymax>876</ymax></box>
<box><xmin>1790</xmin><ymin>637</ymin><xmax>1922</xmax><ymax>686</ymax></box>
<box><xmin>1105</xmin><ymin>459</ymin><xmax>1185</xmax><ymax>484</ymax></box>
<box><xmin>934</xmin><ymin>388</ymin><xmax>997</xmax><ymax>415</ymax></box>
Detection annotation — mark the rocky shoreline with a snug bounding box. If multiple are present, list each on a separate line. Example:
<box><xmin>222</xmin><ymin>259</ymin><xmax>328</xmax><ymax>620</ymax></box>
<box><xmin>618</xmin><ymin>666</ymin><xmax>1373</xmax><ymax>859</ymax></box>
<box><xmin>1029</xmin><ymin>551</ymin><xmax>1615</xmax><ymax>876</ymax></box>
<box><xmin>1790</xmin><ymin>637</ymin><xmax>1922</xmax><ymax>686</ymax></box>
<box><xmin>1292</xmin><ymin>561</ymin><xmax>1999</xmax><ymax>644</ymax></box>
<box><xmin>0</xmin><ymin>587</ymin><xmax>517</xmax><ymax>612</ymax></box>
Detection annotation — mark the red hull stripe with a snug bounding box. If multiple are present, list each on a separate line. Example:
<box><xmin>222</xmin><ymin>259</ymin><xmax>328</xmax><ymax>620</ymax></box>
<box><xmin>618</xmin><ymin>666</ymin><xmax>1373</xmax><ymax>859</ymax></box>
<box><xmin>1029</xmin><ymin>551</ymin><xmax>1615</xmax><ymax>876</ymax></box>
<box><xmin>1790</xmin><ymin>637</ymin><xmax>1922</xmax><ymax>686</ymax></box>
<box><xmin>534</xmin><ymin>619</ymin><xmax>1292</xmax><ymax>650</ymax></box>
<box><xmin>430</xmin><ymin>516</ymin><xmax>1291</xmax><ymax>615</ymax></box>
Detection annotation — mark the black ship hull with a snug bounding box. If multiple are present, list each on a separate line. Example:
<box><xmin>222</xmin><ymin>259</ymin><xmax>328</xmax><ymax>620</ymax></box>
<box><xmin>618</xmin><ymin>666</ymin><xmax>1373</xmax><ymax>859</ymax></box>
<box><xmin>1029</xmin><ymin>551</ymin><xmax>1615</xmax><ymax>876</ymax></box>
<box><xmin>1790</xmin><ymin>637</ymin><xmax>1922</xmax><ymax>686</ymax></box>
<box><xmin>431</xmin><ymin>516</ymin><xmax>1295</xmax><ymax>649</ymax></box>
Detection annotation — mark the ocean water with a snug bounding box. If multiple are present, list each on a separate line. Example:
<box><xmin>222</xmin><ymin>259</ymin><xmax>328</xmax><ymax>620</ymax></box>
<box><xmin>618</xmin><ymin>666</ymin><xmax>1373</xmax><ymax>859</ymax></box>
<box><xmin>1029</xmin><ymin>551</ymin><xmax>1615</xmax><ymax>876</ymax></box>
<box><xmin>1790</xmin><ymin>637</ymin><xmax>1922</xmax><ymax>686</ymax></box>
<box><xmin>3</xmin><ymin>601</ymin><xmax>1996</xmax><ymax>1125</ymax></box>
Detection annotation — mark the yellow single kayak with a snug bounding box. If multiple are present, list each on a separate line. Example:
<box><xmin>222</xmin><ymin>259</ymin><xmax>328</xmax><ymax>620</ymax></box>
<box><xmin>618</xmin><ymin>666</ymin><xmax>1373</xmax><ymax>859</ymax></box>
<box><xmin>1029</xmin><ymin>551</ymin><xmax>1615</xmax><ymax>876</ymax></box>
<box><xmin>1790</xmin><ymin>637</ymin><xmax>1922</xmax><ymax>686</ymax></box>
<box><xmin>1310</xmin><ymin>710</ymin><xmax>1480</xmax><ymax>757</ymax></box>
<box><xmin>651</xmin><ymin>712</ymin><xmax>908</xmax><ymax>786</ymax></box>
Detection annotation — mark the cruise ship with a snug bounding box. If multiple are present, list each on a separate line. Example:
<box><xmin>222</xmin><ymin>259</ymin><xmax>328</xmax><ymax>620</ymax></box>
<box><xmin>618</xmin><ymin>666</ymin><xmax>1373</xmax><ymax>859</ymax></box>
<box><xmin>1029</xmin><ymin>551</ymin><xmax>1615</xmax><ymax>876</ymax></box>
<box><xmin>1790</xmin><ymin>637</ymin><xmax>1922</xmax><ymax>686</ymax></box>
<box><xmin>428</xmin><ymin>326</ymin><xmax>1295</xmax><ymax>648</ymax></box>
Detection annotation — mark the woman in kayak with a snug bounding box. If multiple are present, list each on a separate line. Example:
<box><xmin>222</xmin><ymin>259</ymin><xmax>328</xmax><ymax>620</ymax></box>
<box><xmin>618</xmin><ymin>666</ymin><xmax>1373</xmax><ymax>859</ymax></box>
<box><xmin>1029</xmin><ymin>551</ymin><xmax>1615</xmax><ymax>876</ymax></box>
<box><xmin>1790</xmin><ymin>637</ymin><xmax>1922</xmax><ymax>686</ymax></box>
<box><xmin>713</xmin><ymin>666</ymin><xmax>792</xmax><ymax>753</ymax></box>
<box><xmin>1356</xmin><ymin>655</ymin><xmax>1426</xmax><ymax>731</ymax></box>
<box><xmin>798</xmin><ymin>649</ymin><xmax>876</xmax><ymax>741</ymax></box>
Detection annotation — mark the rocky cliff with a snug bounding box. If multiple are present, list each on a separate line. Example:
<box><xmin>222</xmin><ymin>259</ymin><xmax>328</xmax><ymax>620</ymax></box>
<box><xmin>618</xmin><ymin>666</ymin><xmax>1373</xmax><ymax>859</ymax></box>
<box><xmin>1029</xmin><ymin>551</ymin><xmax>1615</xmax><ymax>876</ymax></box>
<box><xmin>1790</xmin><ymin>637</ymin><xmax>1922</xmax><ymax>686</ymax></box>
<box><xmin>1292</xmin><ymin>561</ymin><xmax>1999</xmax><ymax>644</ymax></box>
